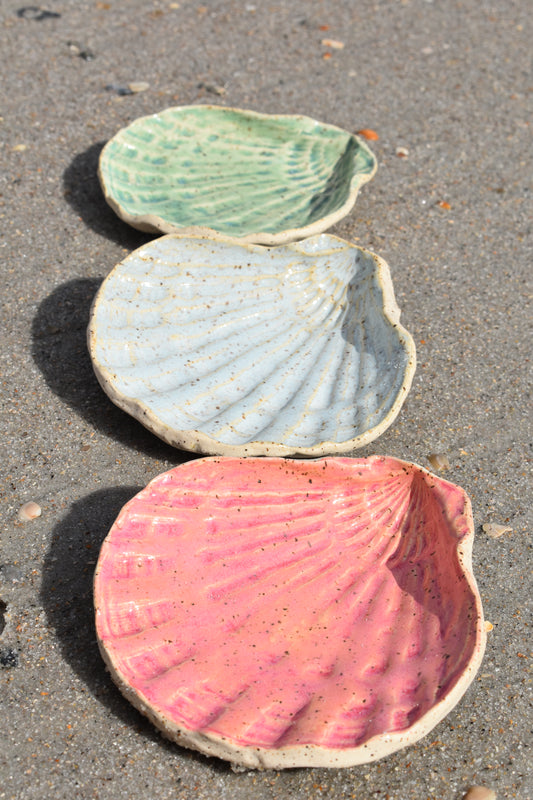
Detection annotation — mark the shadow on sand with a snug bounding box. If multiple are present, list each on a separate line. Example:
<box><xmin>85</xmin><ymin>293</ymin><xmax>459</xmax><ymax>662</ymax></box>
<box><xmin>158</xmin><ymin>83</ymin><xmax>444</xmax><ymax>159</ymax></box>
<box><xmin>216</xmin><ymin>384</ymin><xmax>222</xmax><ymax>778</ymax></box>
<box><xmin>40</xmin><ymin>487</ymin><xmax>232</xmax><ymax>772</ymax></box>
<box><xmin>62</xmin><ymin>141</ymin><xmax>152</xmax><ymax>249</ymax></box>
<box><xmin>31</xmin><ymin>277</ymin><xmax>184</xmax><ymax>460</ymax></box>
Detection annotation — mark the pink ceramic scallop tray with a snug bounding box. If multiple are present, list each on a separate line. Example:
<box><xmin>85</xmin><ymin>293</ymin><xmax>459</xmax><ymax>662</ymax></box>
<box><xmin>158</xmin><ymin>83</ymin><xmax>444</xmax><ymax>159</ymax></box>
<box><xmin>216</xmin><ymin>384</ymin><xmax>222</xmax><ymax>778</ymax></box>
<box><xmin>94</xmin><ymin>456</ymin><xmax>485</xmax><ymax>769</ymax></box>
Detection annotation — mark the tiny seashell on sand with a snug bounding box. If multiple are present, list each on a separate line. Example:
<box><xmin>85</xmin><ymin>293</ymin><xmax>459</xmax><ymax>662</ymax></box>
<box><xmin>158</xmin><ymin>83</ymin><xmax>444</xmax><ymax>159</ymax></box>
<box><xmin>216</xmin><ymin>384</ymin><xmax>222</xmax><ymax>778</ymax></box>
<box><xmin>427</xmin><ymin>453</ymin><xmax>450</xmax><ymax>471</ymax></box>
<box><xmin>18</xmin><ymin>501</ymin><xmax>42</xmax><ymax>522</ymax></box>
<box><xmin>463</xmin><ymin>786</ymin><xmax>497</xmax><ymax>800</ymax></box>
<box><xmin>482</xmin><ymin>523</ymin><xmax>512</xmax><ymax>538</ymax></box>
<box><xmin>127</xmin><ymin>81</ymin><xmax>150</xmax><ymax>93</ymax></box>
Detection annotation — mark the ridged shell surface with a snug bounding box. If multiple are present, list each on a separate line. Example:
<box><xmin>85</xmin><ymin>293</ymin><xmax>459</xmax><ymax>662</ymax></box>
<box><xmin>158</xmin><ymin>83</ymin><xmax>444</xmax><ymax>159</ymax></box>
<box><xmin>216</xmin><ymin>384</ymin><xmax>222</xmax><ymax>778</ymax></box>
<box><xmin>94</xmin><ymin>456</ymin><xmax>486</xmax><ymax>769</ymax></box>
<box><xmin>87</xmin><ymin>233</ymin><xmax>415</xmax><ymax>457</ymax></box>
<box><xmin>98</xmin><ymin>105</ymin><xmax>377</xmax><ymax>244</ymax></box>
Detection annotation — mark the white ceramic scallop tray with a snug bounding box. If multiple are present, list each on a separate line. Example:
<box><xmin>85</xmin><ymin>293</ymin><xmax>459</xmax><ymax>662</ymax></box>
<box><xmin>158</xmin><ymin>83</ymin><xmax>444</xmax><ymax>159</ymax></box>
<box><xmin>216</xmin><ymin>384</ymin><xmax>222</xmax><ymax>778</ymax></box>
<box><xmin>87</xmin><ymin>233</ymin><xmax>416</xmax><ymax>457</ymax></box>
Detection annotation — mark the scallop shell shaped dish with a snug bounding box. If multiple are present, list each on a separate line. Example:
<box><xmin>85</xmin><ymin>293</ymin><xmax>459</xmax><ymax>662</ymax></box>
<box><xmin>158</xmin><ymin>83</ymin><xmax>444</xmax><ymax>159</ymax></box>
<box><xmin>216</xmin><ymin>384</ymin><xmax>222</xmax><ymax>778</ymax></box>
<box><xmin>87</xmin><ymin>233</ymin><xmax>416</xmax><ymax>457</ymax></box>
<box><xmin>97</xmin><ymin>105</ymin><xmax>377</xmax><ymax>244</ymax></box>
<box><xmin>94</xmin><ymin>456</ymin><xmax>486</xmax><ymax>770</ymax></box>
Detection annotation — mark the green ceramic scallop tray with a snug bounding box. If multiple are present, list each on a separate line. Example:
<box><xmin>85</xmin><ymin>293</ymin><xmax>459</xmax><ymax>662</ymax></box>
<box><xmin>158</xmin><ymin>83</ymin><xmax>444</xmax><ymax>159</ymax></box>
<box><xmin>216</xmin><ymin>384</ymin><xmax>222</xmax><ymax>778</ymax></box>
<box><xmin>98</xmin><ymin>105</ymin><xmax>377</xmax><ymax>245</ymax></box>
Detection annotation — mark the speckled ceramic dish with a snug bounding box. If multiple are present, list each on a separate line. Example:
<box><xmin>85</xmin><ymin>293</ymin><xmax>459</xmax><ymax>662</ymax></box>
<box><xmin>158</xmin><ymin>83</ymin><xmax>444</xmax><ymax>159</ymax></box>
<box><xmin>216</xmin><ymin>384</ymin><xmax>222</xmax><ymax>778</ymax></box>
<box><xmin>87</xmin><ymin>233</ymin><xmax>415</xmax><ymax>457</ymax></box>
<box><xmin>98</xmin><ymin>105</ymin><xmax>377</xmax><ymax>244</ymax></box>
<box><xmin>94</xmin><ymin>455</ymin><xmax>486</xmax><ymax>769</ymax></box>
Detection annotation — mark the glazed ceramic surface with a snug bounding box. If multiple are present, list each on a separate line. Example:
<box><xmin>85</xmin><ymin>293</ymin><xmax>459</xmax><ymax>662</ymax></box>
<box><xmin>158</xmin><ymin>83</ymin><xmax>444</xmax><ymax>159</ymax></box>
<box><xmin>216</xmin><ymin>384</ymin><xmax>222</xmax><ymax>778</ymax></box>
<box><xmin>87</xmin><ymin>233</ymin><xmax>416</xmax><ymax>457</ymax></box>
<box><xmin>94</xmin><ymin>456</ymin><xmax>486</xmax><ymax>769</ymax></box>
<box><xmin>98</xmin><ymin>105</ymin><xmax>377</xmax><ymax>244</ymax></box>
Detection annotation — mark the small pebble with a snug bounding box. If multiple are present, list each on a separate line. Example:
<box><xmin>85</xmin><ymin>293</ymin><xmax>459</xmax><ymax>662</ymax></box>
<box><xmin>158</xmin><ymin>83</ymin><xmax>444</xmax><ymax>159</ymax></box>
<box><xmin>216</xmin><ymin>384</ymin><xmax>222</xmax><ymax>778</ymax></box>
<box><xmin>197</xmin><ymin>81</ymin><xmax>226</xmax><ymax>96</ymax></box>
<box><xmin>18</xmin><ymin>501</ymin><xmax>42</xmax><ymax>522</ymax></box>
<box><xmin>128</xmin><ymin>81</ymin><xmax>150</xmax><ymax>93</ymax></box>
<box><xmin>0</xmin><ymin>648</ymin><xmax>19</xmax><ymax>669</ymax></box>
<box><xmin>396</xmin><ymin>146</ymin><xmax>409</xmax><ymax>158</ymax></box>
<box><xmin>462</xmin><ymin>787</ymin><xmax>497</xmax><ymax>800</ymax></box>
<box><xmin>67</xmin><ymin>41</ymin><xmax>95</xmax><ymax>60</ymax></box>
<box><xmin>105</xmin><ymin>83</ymin><xmax>133</xmax><ymax>95</ymax></box>
<box><xmin>356</xmin><ymin>128</ymin><xmax>379</xmax><ymax>141</ymax></box>
<box><xmin>427</xmin><ymin>453</ymin><xmax>450</xmax><ymax>471</ymax></box>
<box><xmin>484</xmin><ymin>620</ymin><xmax>494</xmax><ymax>632</ymax></box>
<box><xmin>16</xmin><ymin>7</ymin><xmax>61</xmax><ymax>20</ymax></box>
<box><xmin>12</xmin><ymin>143</ymin><xmax>27</xmax><ymax>152</ymax></box>
<box><xmin>230</xmin><ymin>762</ymin><xmax>249</xmax><ymax>773</ymax></box>
<box><xmin>482</xmin><ymin>522</ymin><xmax>512</xmax><ymax>538</ymax></box>
<box><xmin>321</xmin><ymin>38</ymin><xmax>344</xmax><ymax>49</ymax></box>
<box><xmin>0</xmin><ymin>564</ymin><xmax>23</xmax><ymax>582</ymax></box>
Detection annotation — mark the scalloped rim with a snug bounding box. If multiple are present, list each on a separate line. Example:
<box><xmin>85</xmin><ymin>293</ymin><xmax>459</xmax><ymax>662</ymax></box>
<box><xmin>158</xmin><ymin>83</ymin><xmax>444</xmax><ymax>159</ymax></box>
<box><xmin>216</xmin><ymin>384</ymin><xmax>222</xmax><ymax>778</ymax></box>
<box><xmin>87</xmin><ymin>232</ymin><xmax>416</xmax><ymax>457</ymax></box>
<box><xmin>94</xmin><ymin>455</ymin><xmax>486</xmax><ymax>769</ymax></box>
<box><xmin>97</xmin><ymin>104</ymin><xmax>377</xmax><ymax>245</ymax></box>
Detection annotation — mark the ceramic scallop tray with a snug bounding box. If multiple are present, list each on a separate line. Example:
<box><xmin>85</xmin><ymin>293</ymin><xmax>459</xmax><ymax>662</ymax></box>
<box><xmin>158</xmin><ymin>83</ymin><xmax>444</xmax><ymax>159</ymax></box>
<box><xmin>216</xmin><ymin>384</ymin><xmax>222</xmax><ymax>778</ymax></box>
<box><xmin>94</xmin><ymin>455</ymin><xmax>486</xmax><ymax>769</ymax></box>
<box><xmin>87</xmin><ymin>233</ymin><xmax>416</xmax><ymax>457</ymax></box>
<box><xmin>98</xmin><ymin>105</ymin><xmax>377</xmax><ymax>244</ymax></box>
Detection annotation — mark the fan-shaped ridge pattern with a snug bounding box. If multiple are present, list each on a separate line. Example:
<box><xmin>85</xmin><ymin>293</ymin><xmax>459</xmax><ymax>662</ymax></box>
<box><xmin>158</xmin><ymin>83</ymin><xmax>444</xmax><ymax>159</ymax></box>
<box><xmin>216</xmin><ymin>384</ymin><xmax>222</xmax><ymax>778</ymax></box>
<box><xmin>94</xmin><ymin>456</ymin><xmax>486</xmax><ymax>769</ymax></box>
<box><xmin>98</xmin><ymin>106</ymin><xmax>377</xmax><ymax>243</ymax></box>
<box><xmin>88</xmin><ymin>234</ymin><xmax>416</xmax><ymax>457</ymax></box>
